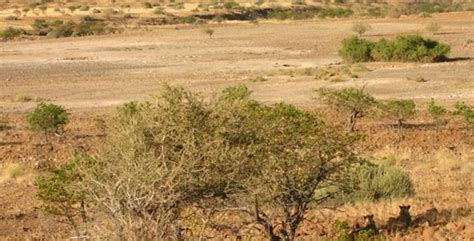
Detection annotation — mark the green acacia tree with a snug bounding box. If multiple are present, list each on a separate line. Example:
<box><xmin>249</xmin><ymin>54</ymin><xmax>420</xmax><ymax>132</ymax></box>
<box><xmin>27</xmin><ymin>102</ymin><xmax>69</xmax><ymax>144</ymax></box>
<box><xmin>378</xmin><ymin>99</ymin><xmax>416</xmax><ymax>128</ymax></box>
<box><xmin>34</xmin><ymin>157</ymin><xmax>87</xmax><ymax>238</ymax></box>
<box><xmin>247</xmin><ymin>103</ymin><xmax>362</xmax><ymax>241</ymax></box>
<box><xmin>317</xmin><ymin>87</ymin><xmax>377</xmax><ymax>132</ymax></box>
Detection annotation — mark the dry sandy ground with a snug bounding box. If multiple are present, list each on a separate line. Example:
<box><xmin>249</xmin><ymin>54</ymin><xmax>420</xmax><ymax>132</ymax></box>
<box><xmin>0</xmin><ymin>10</ymin><xmax>473</xmax><ymax>240</ymax></box>
<box><xmin>1</xmin><ymin>11</ymin><xmax>473</xmax><ymax>113</ymax></box>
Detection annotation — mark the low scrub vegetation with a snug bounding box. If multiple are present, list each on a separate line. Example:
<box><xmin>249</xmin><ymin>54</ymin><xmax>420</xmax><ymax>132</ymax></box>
<box><xmin>2</xmin><ymin>18</ymin><xmax>115</xmax><ymax>41</ymax></box>
<box><xmin>344</xmin><ymin>162</ymin><xmax>414</xmax><ymax>202</ymax></box>
<box><xmin>0</xmin><ymin>27</ymin><xmax>25</xmax><ymax>41</ymax></box>
<box><xmin>27</xmin><ymin>102</ymin><xmax>69</xmax><ymax>144</ymax></box>
<box><xmin>428</xmin><ymin>98</ymin><xmax>448</xmax><ymax>126</ymax></box>
<box><xmin>35</xmin><ymin>85</ymin><xmax>413</xmax><ymax>240</ymax></box>
<box><xmin>453</xmin><ymin>102</ymin><xmax>474</xmax><ymax>128</ymax></box>
<box><xmin>339</xmin><ymin>35</ymin><xmax>450</xmax><ymax>63</ymax></box>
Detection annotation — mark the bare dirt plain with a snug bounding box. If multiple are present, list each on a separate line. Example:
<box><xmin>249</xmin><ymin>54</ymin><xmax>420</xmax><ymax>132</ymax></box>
<box><xmin>0</xmin><ymin>10</ymin><xmax>474</xmax><ymax>239</ymax></box>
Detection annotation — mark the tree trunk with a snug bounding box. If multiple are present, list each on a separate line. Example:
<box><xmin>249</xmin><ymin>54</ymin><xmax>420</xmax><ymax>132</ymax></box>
<box><xmin>347</xmin><ymin>111</ymin><xmax>357</xmax><ymax>132</ymax></box>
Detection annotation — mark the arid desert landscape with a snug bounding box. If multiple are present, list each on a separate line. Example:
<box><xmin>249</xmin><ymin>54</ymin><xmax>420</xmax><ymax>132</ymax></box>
<box><xmin>0</xmin><ymin>1</ymin><xmax>473</xmax><ymax>240</ymax></box>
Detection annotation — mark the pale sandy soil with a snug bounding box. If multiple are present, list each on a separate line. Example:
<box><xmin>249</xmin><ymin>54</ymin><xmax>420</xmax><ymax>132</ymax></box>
<box><xmin>1</xmin><ymin>11</ymin><xmax>473</xmax><ymax>113</ymax></box>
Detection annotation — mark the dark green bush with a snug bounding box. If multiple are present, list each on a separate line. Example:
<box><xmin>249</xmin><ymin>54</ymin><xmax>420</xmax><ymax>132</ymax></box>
<box><xmin>389</xmin><ymin>35</ymin><xmax>450</xmax><ymax>62</ymax></box>
<box><xmin>26</xmin><ymin>102</ymin><xmax>69</xmax><ymax>143</ymax></box>
<box><xmin>339</xmin><ymin>35</ymin><xmax>450</xmax><ymax>63</ymax></box>
<box><xmin>338</xmin><ymin>36</ymin><xmax>373</xmax><ymax>63</ymax></box>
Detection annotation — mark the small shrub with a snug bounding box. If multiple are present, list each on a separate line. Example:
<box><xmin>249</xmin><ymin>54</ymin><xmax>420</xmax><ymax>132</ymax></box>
<box><xmin>67</xmin><ymin>6</ymin><xmax>78</xmax><ymax>13</ymax></box>
<box><xmin>144</xmin><ymin>2</ymin><xmax>153</xmax><ymax>8</ymax></box>
<box><xmin>15</xmin><ymin>95</ymin><xmax>33</xmax><ymax>102</ymax></box>
<box><xmin>153</xmin><ymin>8</ymin><xmax>164</xmax><ymax>15</ymax></box>
<box><xmin>73</xmin><ymin>21</ymin><xmax>107</xmax><ymax>36</ymax></box>
<box><xmin>428</xmin><ymin>98</ymin><xmax>448</xmax><ymax>125</ymax></box>
<box><xmin>453</xmin><ymin>102</ymin><xmax>474</xmax><ymax>128</ymax></box>
<box><xmin>32</xmin><ymin>19</ymin><xmax>51</xmax><ymax>34</ymax></box>
<box><xmin>351</xmin><ymin>22</ymin><xmax>372</xmax><ymax>37</ymax></box>
<box><xmin>13</xmin><ymin>9</ymin><xmax>22</xmax><ymax>17</ymax></box>
<box><xmin>29</xmin><ymin>2</ymin><xmax>39</xmax><ymax>9</ymax></box>
<box><xmin>251</xmin><ymin>76</ymin><xmax>268</xmax><ymax>82</ymax></box>
<box><xmin>47</xmin><ymin>21</ymin><xmax>75</xmax><ymax>38</ymax></box>
<box><xmin>121</xmin><ymin>4</ymin><xmax>130</xmax><ymax>8</ymax></box>
<box><xmin>0</xmin><ymin>27</ymin><xmax>24</xmax><ymax>41</ymax></box>
<box><xmin>378</xmin><ymin>99</ymin><xmax>416</xmax><ymax>128</ymax></box>
<box><xmin>39</xmin><ymin>6</ymin><xmax>47</xmax><ymax>14</ymax></box>
<box><xmin>203</xmin><ymin>28</ymin><xmax>214</xmax><ymax>38</ymax></box>
<box><xmin>26</xmin><ymin>102</ymin><xmax>69</xmax><ymax>144</ymax></box>
<box><xmin>223</xmin><ymin>1</ymin><xmax>240</xmax><ymax>9</ymax></box>
<box><xmin>414</xmin><ymin>76</ymin><xmax>428</xmax><ymax>82</ymax></box>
